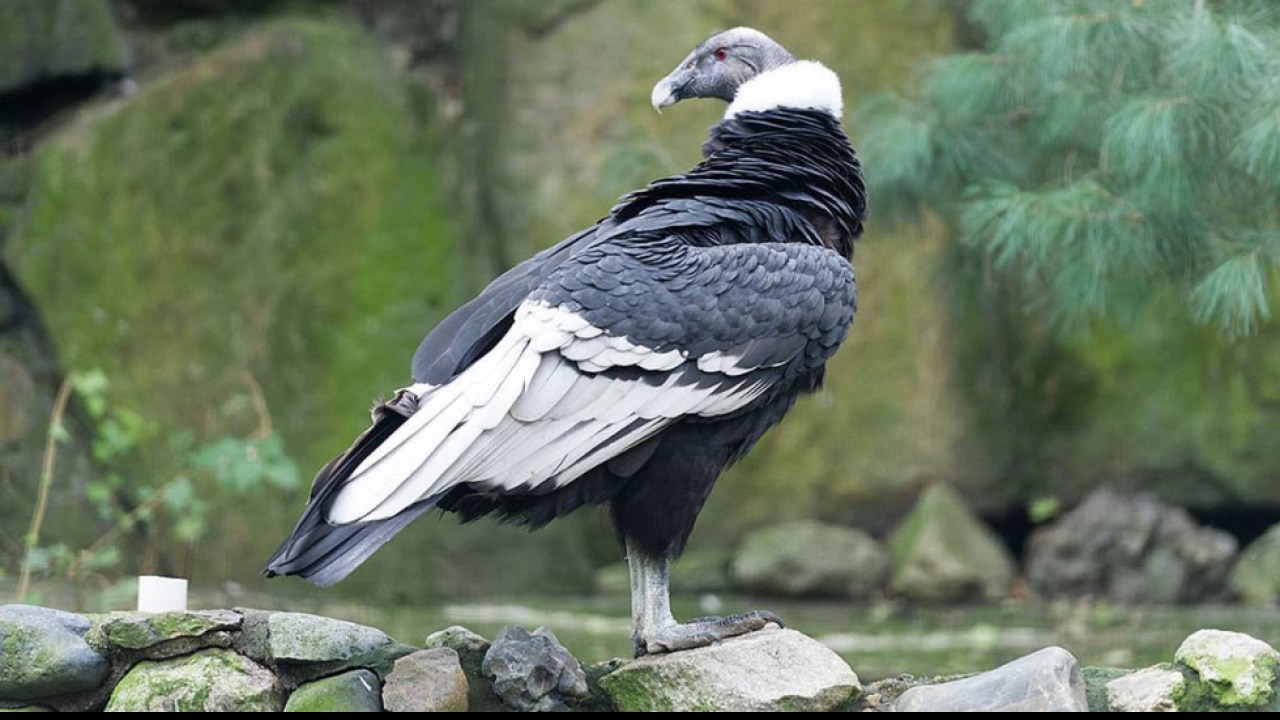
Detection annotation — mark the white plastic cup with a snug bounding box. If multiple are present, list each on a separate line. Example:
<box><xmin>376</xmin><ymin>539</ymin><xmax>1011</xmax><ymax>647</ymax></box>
<box><xmin>137</xmin><ymin>575</ymin><xmax>188</xmax><ymax>612</ymax></box>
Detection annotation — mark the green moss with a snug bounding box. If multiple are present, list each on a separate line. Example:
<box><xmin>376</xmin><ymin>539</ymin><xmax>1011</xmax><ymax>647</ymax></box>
<box><xmin>95</xmin><ymin>610</ymin><xmax>240</xmax><ymax>650</ymax></box>
<box><xmin>106</xmin><ymin>649</ymin><xmax>281</xmax><ymax>711</ymax></box>
<box><xmin>1177</xmin><ymin>656</ymin><xmax>1279</xmax><ymax>710</ymax></box>
<box><xmin>1175</xmin><ymin>637</ymin><xmax>1280</xmax><ymax>711</ymax></box>
<box><xmin>8</xmin><ymin>16</ymin><xmax>456</xmax><ymax>591</ymax></box>
<box><xmin>1082</xmin><ymin>666</ymin><xmax>1133</xmax><ymax>712</ymax></box>
<box><xmin>597</xmin><ymin>665</ymin><xmax>680</xmax><ymax>713</ymax></box>
<box><xmin>283</xmin><ymin>669</ymin><xmax>382</xmax><ymax>712</ymax></box>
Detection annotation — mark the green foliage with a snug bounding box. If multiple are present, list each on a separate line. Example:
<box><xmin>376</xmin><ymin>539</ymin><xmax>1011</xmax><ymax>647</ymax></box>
<box><xmin>20</xmin><ymin>369</ymin><xmax>300</xmax><ymax>607</ymax></box>
<box><xmin>857</xmin><ymin>0</ymin><xmax>1280</xmax><ymax>336</ymax></box>
<box><xmin>1027</xmin><ymin>495</ymin><xmax>1061</xmax><ymax>525</ymax></box>
<box><xmin>7</xmin><ymin>16</ymin><xmax>458</xmax><ymax>595</ymax></box>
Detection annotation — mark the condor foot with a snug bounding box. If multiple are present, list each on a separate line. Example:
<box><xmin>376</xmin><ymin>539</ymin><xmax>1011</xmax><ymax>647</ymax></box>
<box><xmin>633</xmin><ymin>609</ymin><xmax>783</xmax><ymax>657</ymax></box>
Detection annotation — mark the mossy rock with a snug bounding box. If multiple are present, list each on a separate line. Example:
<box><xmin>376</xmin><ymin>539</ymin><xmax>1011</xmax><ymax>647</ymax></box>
<box><xmin>0</xmin><ymin>605</ymin><xmax>109</xmax><ymax>702</ymax></box>
<box><xmin>0</xmin><ymin>0</ymin><xmax>128</xmax><ymax>94</ymax></box>
<box><xmin>283</xmin><ymin>669</ymin><xmax>382</xmax><ymax>712</ymax></box>
<box><xmin>1173</xmin><ymin>629</ymin><xmax>1280</xmax><ymax>711</ymax></box>
<box><xmin>105</xmin><ymin>648</ymin><xmax>282</xmax><ymax>711</ymax></box>
<box><xmin>730</xmin><ymin>520</ymin><xmax>887</xmax><ymax>598</ymax></box>
<box><xmin>1230</xmin><ymin>524</ymin><xmax>1280</xmax><ymax>605</ymax></box>
<box><xmin>92</xmin><ymin>609</ymin><xmax>241</xmax><ymax>650</ymax></box>
<box><xmin>888</xmin><ymin>482</ymin><xmax>1016</xmax><ymax>602</ymax></box>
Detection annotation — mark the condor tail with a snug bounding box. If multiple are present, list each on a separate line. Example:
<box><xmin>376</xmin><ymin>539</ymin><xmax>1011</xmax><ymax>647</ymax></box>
<box><xmin>263</xmin><ymin>391</ymin><xmax>436</xmax><ymax>587</ymax></box>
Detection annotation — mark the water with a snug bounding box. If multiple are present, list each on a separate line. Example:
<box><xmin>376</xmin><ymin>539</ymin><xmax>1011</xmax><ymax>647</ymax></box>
<box><xmin>10</xmin><ymin>578</ymin><xmax>1279</xmax><ymax>680</ymax></box>
<box><xmin>197</xmin><ymin>588</ymin><xmax>1280</xmax><ymax>681</ymax></box>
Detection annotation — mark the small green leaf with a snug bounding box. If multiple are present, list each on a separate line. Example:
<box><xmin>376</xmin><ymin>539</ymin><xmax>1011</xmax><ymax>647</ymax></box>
<box><xmin>1028</xmin><ymin>496</ymin><xmax>1062</xmax><ymax>524</ymax></box>
<box><xmin>50</xmin><ymin>421</ymin><xmax>70</xmax><ymax>443</ymax></box>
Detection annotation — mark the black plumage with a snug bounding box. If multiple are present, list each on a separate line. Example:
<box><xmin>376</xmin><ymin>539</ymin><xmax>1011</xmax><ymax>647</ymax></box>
<box><xmin>266</xmin><ymin>27</ymin><xmax>866</xmax><ymax>652</ymax></box>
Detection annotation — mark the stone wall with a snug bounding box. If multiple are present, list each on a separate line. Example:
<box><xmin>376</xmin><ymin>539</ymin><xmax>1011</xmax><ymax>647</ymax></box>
<box><xmin>3</xmin><ymin>603</ymin><xmax>1279</xmax><ymax>712</ymax></box>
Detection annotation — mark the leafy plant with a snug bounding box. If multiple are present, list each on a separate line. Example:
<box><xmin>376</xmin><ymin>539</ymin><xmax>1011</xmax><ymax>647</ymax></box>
<box><xmin>857</xmin><ymin>0</ymin><xmax>1280</xmax><ymax>336</ymax></box>
<box><xmin>17</xmin><ymin>369</ymin><xmax>299</xmax><ymax>607</ymax></box>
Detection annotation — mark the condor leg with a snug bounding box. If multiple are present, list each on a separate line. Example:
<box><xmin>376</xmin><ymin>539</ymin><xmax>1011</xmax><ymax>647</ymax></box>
<box><xmin>627</xmin><ymin>538</ymin><xmax>782</xmax><ymax>656</ymax></box>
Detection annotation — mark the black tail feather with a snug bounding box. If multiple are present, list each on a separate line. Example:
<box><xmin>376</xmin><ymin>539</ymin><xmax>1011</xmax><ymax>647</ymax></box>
<box><xmin>263</xmin><ymin>399</ymin><xmax>434</xmax><ymax>586</ymax></box>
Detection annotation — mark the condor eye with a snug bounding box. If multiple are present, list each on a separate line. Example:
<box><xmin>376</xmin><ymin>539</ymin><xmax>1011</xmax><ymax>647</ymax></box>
<box><xmin>713</xmin><ymin>48</ymin><xmax>728</xmax><ymax>61</ymax></box>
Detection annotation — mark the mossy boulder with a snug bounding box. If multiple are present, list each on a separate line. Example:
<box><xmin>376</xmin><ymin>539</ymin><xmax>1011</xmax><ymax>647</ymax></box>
<box><xmin>0</xmin><ymin>0</ymin><xmax>128</xmax><ymax>94</ymax></box>
<box><xmin>267</xmin><ymin>612</ymin><xmax>392</xmax><ymax>663</ymax></box>
<box><xmin>1173</xmin><ymin>629</ymin><xmax>1280</xmax><ymax>711</ymax></box>
<box><xmin>92</xmin><ymin>609</ymin><xmax>241</xmax><ymax>650</ymax></box>
<box><xmin>599</xmin><ymin>627</ymin><xmax>860</xmax><ymax>712</ymax></box>
<box><xmin>283</xmin><ymin>669</ymin><xmax>382</xmax><ymax>712</ymax></box>
<box><xmin>1231</xmin><ymin>524</ymin><xmax>1280</xmax><ymax>605</ymax></box>
<box><xmin>730</xmin><ymin>520</ymin><xmax>888</xmax><ymax>598</ymax></box>
<box><xmin>887</xmin><ymin>482</ymin><xmax>1015</xmax><ymax>602</ymax></box>
<box><xmin>0</xmin><ymin>605</ymin><xmax>108</xmax><ymax>701</ymax></box>
<box><xmin>104</xmin><ymin>648</ymin><xmax>281</xmax><ymax>711</ymax></box>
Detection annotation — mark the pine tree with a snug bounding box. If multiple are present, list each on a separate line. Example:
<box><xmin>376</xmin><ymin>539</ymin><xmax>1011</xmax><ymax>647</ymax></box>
<box><xmin>857</xmin><ymin>0</ymin><xmax>1280</xmax><ymax>336</ymax></box>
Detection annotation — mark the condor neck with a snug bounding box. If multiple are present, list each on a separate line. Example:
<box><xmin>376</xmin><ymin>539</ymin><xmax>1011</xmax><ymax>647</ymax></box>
<box><xmin>724</xmin><ymin>60</ymin><xmax>844</xmax><ymax>120</ymax></box>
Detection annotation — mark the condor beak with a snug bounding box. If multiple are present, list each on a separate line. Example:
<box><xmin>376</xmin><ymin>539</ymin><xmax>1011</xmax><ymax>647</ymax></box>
<box><xmin>651</xmin><ymin>68</ymin><xmax>691</xmax><ymax>113</ymax></box>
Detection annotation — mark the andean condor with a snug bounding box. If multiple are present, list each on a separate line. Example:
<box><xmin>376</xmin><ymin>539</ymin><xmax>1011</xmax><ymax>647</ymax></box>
<box><xmin>265</xmin><ymin>26</ymin><xmax>866</xmax><ymax>656</ymax></box>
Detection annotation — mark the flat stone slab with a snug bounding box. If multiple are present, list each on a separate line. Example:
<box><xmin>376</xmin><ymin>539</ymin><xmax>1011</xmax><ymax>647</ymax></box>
<box><xmin>267</xmin><ymin>612</ymin><xmax>392</xmax><ymax>663</ymax></box>
<box><xmin>896</xmin><ymin>646</ymin><xmax>1087</xmax><ymax>712</ymax></box>
<box><xmin>0</xmin><ymin>605</ymin><xmax>109</xmax><ymax>701</ymax></box>
<box><xmin>599</xmin><ymin>627</ymin><xmax>860</xmax><ymax>712</ymax></box>
<box><xmin>96</xmin><ymin>610</ymin><xmax>242</xmax><ymax>650</ymax></box>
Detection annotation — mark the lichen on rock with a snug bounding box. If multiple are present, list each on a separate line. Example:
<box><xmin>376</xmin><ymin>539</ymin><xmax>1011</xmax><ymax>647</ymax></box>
<box><xmin>104</xmin><ymin>648</ymin><xmax>281</xmax><ymax>711</ymax></box>
<box><xmin>1174</xmin><ymin>629</ymin><xmax>1280</xmax><ymax>711</ymax></box>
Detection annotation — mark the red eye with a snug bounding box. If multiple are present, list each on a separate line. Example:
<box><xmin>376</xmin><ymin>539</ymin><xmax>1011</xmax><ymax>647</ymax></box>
<box><xmin>714</xmin><ymin>48</ymin><xmax>728</xmax><ymax>61</ymax></box>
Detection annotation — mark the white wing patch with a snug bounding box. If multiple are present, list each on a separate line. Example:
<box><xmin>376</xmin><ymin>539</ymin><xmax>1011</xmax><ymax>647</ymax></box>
<box><xmin>325</xmin><ymin>301</ymin><xmax>773</xmax><ymax>525</ymax></box>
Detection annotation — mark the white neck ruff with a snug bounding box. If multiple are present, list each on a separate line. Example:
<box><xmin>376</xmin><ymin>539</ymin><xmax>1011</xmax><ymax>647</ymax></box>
<box><xmin>725</xmin><ymin>61</ymin><xmax>843</xmax><ymax>120</ymax></box>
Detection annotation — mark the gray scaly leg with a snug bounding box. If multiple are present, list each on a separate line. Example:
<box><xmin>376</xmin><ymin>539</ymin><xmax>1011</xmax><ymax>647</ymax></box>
<box><xmin>627</xmin><ymin>539</ymin><xmax>783</xmax><ymax>656</ymax></box>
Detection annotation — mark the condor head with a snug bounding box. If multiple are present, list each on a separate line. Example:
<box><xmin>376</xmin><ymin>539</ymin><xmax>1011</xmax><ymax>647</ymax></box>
<box><xmin>650</xmin><ymin>27</ymin><xmax>796</xmax><ymax>112</ymax></box>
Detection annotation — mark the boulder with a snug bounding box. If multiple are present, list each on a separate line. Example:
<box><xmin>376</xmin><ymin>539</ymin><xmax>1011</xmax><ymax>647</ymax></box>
<box><xmin>1105</xmin><ymin>666</ymin><xmax>1183</xmax><ymax>712</ymax></box>
<box><xmin>267</xmin><ymin>612</ymin><xmax>392</xmax><ymax>663</ymax></box>
<box><xmin>424</xmin><ymin>626</ymin><xmax>496</xmax><ymax>712</ymax></box>
<box><xmin>1025</xmin><ymin>488</ymin><xmax>1237</xmax><ymax>603</ymax></box>
<box><xmin>0</xmin><ymin>0</ymin><xmax>128</xmax><ymax>95</ymax></box>
<box><xmin>104</xmin><ymin>648</ymin><xmax>281</xmax><ymax>711</ymax></box>
<box><xmin>481</xmin><ymin>626</ymin><xmax>588</xmax><ymax>712</ymax></box>
<box><xmin>895</xmin><ymin>646</ymin><xmax>1087</xmax><ymax>712</ymax></box>
<box><xmin>598</xmin><ymin>627</ymin><xmax>860</xmax><ymax>712</ymax></box>
<box><xmin>730</xmin><ymin>520</ymin><xmax>888</xmax><ymax>598</ymax></box>
<box><xmin>0</xmin><ymin>605</ymin><xmax>109</xmax><ymax>701</ymax></box>
<box><xmin>94</xmin><ymin>609</ymin><xmax>241</xmax><ymax>650</ymax></box>
<box><xmin>1230</xmin><ymin>523</ymin><xmax>1280</xmax><ymax>605</ymax></box>
<box><xmin>888</xmin><ymin>482</ymin><xmax>1016</xmax><ymax>602</ymax></box>
<box><xmin>1174</xmin><ymin>629</ymin><xmax>1279</xmax><ymax>711</ymax></box>
<box><xmin>382</xmin><ymin>649</ymin><xmax>467</xmax><ymax>712</ymax></box>
<box><xmin>284</xmin><ymin>669</ymin><xmax>382</xmax><ymax>712</ymax></box>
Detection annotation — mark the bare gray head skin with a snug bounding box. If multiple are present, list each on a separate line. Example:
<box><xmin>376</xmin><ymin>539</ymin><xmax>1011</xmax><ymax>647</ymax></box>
<box><xmin>651</xmin><ymin>27</ymin><xmax>796</xmax><ymax>112</ymax></box>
